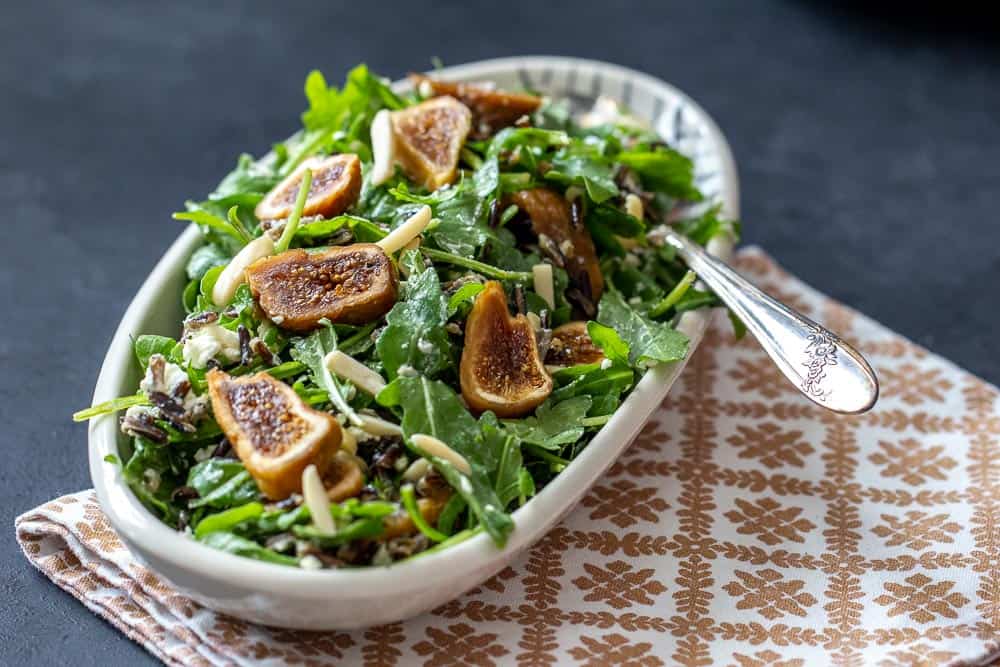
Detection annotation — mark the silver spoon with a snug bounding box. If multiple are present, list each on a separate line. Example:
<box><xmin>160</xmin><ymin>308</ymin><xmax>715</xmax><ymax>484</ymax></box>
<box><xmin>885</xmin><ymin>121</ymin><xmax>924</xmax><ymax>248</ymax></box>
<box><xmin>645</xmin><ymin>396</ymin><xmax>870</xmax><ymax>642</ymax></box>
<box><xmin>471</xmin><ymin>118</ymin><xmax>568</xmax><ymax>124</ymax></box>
<box><xmin>659</xmin><ymin>231</ymin><xmax>879</xmax><ymax>414</ymax></box>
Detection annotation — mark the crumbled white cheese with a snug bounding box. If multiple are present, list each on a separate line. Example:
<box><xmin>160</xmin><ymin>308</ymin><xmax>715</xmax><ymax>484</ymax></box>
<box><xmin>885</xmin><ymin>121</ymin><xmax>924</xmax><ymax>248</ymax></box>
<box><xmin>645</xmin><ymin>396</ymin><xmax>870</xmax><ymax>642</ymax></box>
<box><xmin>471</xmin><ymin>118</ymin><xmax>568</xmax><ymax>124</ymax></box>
<box><xmin>299</xmin><ymin>555</ymin><xmax>324</xmax><ymax>571</ymax></box>
<box><xmin>628</xmin><ymin>296</ymin><xmax>642</xmax><ymax>305</ymax></box>
<box><xmin>397</xmin><ymin>364</ymin><xmax>418</xmax><ymax>378</ymax></box>
<box><xmin>212</xmin><ymin>235</ymin><xmax>274</xmax><ymax>306</ymax></box>
<box><xmin>579</xmin><ymin>95</ymin><xmax>650</xmax><ymax>130</ymax></box>
<box><xmin>139</xmin><ymin>356</ymin><xmax>207</xmax><ymax>418</ymax></box>
<box><xmin>182</xmin><ymin>323</ymin><xmax>241</xmax><ymax>369</ymax></box>
<box><xmin>623</xmin><ymin>253</ymin><xmax>641</xmax><ymax>268</ymax></box>
<box><xmin>194</xmin><ymin>446</ymin><xmax>215</xmax><ymax>463</ymax></box>
<box><xmin>600</xmin><ymin>358</ymin><xmax>614</xmax><ymax>370</ymax></box>
<box><xmin>410</xmin><ymin>433</ymin><xmax>471</xmax><ymax>475</ymax></box>
<box><xmin>417</xmin><ymin>79</ymin><xmax>434</xmax><ymax>99</ymax></box>
<box><xmin>416</xmin><ymin>337</ymin><xmax>435</xmax><ymax>355</ymax></box>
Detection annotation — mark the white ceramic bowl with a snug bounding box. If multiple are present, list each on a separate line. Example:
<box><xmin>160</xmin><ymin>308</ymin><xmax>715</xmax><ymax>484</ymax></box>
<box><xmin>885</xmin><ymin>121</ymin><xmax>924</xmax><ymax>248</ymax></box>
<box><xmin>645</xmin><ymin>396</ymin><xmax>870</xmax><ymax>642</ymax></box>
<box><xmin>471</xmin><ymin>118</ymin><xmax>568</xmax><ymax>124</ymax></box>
<box><xmin>88</xmin><ymin>56</ymin><xmax>739</xmax><ymax>630</ymax></box>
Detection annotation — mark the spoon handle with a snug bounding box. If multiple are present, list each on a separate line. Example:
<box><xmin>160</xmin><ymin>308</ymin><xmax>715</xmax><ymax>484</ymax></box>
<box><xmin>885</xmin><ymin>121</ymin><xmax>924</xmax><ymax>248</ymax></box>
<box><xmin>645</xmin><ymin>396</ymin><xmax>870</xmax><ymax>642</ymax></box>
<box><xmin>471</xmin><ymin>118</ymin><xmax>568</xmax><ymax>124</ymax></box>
<box><xmin>662</xmin><ymin>231</ymin><xmax>879</xmax><ymax>414</ymax></box>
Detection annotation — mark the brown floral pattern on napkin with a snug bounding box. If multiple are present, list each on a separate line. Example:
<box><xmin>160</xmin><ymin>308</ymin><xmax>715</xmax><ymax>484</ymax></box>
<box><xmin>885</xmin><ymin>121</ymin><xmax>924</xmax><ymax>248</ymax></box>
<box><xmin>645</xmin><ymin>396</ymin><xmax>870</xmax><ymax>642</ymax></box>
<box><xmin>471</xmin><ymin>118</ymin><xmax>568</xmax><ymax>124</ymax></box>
<box><xmin>16</xmin><ymin>248</ymin><xmax>1000</xmax><ymax>666</ymax></box>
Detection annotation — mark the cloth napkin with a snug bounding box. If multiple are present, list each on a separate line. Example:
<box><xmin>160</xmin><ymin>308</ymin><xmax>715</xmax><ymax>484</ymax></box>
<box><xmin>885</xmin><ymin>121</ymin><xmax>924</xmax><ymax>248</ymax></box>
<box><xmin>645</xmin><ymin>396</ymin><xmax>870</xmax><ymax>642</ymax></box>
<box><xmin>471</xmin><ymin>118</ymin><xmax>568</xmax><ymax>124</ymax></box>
<box><xmin>16</xmin><ymin>247</ymin><xmax>1000</xmax><ymax>667</ymax></box>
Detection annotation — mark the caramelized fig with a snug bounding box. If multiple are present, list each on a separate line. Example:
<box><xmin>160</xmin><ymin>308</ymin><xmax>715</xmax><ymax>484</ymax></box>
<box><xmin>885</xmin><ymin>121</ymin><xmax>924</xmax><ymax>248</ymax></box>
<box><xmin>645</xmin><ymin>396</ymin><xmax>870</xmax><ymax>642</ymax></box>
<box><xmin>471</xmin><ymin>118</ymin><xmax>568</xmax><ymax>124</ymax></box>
<box><xmin>255</xmin><ymin>153</ymin><xmax>362</xmax><ymax>221</ymax></box>
<box><xmin>410</xmin><ymin>74</ymin><xmax>541</xmax><ymax>138</ymax></box>
<box><xmin>321</xmin><ymin>450</ymin><xmax>365</xmax><ymax>502</ymax></box>
<box><xmin>207</xmin><ymin>369</ymin><xmax>342</xmax><ymax>500</ymax></box>
<box><xmin>246</xmin><ymin>244</ymin><xmax>398</xmax><ymax>332</ymax></box>
<box><xmin>545</xmin><ymin>321</ymin><xmax>605</xmax><ymax>368</ymax></box>
<box><xmin>391</xmin><ymin>96</ymin><xmax>471</xmax><ymax>190</ymax></box>
<box><xmin>505</xmin><ymin>188</ymin><xmax>604</xmax><ymax>310</ymax></box>
<box><xmin>459</xmin><ymin>281</ymin><xmax>553</xmax><ymax>417</ymax></box>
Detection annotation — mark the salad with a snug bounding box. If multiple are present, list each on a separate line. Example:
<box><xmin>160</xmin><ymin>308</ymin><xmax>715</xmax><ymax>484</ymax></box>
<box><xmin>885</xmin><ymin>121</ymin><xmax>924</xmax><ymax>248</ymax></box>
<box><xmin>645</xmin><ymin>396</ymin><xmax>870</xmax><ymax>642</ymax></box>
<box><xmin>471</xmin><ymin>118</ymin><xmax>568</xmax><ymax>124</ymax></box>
<box><xmin>76</xmin><ymin>65</ymin><xmax>738</xmax><ymax>569</ymax></box>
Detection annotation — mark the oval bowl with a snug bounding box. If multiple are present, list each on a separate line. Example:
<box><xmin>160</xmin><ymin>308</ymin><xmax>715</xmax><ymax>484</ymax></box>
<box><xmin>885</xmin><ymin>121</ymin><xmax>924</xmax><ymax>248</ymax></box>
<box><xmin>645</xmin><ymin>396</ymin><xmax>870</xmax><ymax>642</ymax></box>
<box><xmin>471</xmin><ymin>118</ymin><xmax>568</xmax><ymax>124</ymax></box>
<box><xmin>88</xmin><ymin>56</ymin><xmax>739</xmax><ymax>630</ymax></box>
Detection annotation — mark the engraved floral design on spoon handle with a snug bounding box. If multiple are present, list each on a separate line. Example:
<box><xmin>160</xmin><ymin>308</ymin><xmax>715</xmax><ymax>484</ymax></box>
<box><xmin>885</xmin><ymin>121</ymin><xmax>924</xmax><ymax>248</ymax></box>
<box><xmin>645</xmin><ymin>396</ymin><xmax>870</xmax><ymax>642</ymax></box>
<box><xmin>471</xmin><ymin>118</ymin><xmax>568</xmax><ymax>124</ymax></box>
<box><xmin>659</xmin><ymin>231</ymin><xmax>879</xmax><ymax>414</ymax></box>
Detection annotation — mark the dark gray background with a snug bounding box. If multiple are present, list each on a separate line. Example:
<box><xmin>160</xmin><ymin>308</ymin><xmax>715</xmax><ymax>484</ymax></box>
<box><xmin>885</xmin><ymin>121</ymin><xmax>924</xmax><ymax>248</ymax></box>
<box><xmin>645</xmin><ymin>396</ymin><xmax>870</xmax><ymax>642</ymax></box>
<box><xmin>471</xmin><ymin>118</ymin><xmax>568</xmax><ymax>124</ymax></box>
<box><xmin>2</xmin><ymin>1</ymin><xmax>997</xmax><ymax>664</ymax></box>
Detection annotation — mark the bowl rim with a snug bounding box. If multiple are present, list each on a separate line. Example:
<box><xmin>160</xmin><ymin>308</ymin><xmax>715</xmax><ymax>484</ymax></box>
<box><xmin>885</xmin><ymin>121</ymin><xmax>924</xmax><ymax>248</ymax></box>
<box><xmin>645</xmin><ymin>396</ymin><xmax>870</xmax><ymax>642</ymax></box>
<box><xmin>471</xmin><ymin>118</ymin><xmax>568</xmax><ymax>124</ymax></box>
<box><xmin>88</xmin><ymin>55</ymin><xmax>740</xmax><ymax>600</ymax></box>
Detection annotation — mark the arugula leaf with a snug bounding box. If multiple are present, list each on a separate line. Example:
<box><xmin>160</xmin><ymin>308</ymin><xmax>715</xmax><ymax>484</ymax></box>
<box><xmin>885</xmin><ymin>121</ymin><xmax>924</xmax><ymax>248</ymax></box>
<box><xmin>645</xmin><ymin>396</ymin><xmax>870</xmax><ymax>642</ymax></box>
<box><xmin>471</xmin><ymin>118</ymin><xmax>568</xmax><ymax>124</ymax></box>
<box><xmin>377</xmin><ymin>376</ymin><xmax>513</xmax><ymax>545</ymax></box>
<box><xmin>198</xmin><ymin>531</ymin><xmax>298</xmax><ymax>566</ymax></box>
<box><xmin>377</xmin><ymin>376</ymin><xmax>482</xmax><ymax>465</ymax></box>
<box><xmin>376</xmin><ymin>262</ymin><xmax>452</xmax><ymax>380</ymax></box>
<box><xmin>597</xmin><ymin>290</ymin><xmax>689</xmax><ymax>366</ymax></box>
<box><xmin>502</xmin><ymin>396</ymin><xmax>592</xmax><ymax>450</ymax></box>
<box><xmin>545</xmin><ymin>143</ymin><xmax>619</xmax><ymax>203</ymax></box>
<box><xmin>551</xmin><ymin>364</ymin><xmax>635</xmax><ymax>416</ymax></box>
<box><xmin>674</xmin><ymin>206</ymin><xmax>739</xmax><ymax>245</ymax></box>
<box><xmin>447</xmin><ymin>283</ymin><xmax>485</xmax><ymax>318</ymax></box>
<box><xmin>586</xmin><ymin>321</ymin><xmax>630</xmax><ymax>366</ymax></box>
<box><xmin>302</xmin><ymin>65</ymin><xmax>403</xmax><ymax>133</ymax></box>
<box><xmin>290</xmin><ymin>324</ymin><xmax>361</xmax><ymax>425</ymax></box>
<box><xmin>134</xmin><ymin>335</ymin><xmax>181</xmax><ymax>370</ymax></box>
<box><xmin>186</xmin><ymin>243</ymin><xmax>231</xmax><ymax>281</ymax></box>
<box><xmin>187</xmin><ymin>459</ymin><xmax>260</xmax><ymax>510</ymax></box>
<box><xmin>208</xmin><ymin>153</ymin><xmax>279</xmax><ymax>206</ymax></box>
<box><xmin>194</xmin><ymin>501</ymin><xmax>264</xmax><ymax>538</ymax></box>
<box><xmin>481</xmin><ymin>413</ymin><xmax>524</xmax><ymax>509</ymax></box>
<box><xmin>618</xmin><ymin>148</ymin><xmax>702</xmax><ymax>201</ymax></box>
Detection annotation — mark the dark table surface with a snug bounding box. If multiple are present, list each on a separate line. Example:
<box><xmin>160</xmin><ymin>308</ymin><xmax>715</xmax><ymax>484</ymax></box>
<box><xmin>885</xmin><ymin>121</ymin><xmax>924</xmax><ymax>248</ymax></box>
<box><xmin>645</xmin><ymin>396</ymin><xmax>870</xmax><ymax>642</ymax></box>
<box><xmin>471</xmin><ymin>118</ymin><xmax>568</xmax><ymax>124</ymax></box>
<box><xmin>2</xmin><ymin>1</ymin><xmax>998</xmax><ymax>664</ymax></box>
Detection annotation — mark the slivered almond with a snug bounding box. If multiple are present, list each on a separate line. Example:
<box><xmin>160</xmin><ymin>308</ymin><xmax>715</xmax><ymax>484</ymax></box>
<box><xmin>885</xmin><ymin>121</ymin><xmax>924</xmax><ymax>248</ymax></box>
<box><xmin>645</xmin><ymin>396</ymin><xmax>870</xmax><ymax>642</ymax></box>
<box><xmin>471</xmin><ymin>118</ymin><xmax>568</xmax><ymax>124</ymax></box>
<box><xmin>324</xmin><ymin>350</ymin><xmax>387</xmax><ymax>396</ymax></box>
<box><xmin>302</xmin><ymin>464</ymin><xmax>337</xmax><ymax>535</ymax></box>
<box><xmin>410</xmin><ymin>433</ymin><xmax>471</xmax><ymax>475</ymax></box>
<box><xmin>377</xmin><ymin>205</ymin><xmax>432</xmax><ymax>255</ymax></box>
<box><xmin>532</xmin><ymin>263</ymin><xmax>555</xmax><ymax>310</ymax></box>
<box><xmin>370</xmin><ymin>109</ymin><xmax>396</xmax><ymax>187</ymax></box>
<box><xmin>212</xmin><ymin>235</ymin><xmax>274</xmax><ymax>306</ymax></box>
<box><xmin>357</xmin><ymin>414</ymin><xmax>403</xmax><ymax>437</ymax></box>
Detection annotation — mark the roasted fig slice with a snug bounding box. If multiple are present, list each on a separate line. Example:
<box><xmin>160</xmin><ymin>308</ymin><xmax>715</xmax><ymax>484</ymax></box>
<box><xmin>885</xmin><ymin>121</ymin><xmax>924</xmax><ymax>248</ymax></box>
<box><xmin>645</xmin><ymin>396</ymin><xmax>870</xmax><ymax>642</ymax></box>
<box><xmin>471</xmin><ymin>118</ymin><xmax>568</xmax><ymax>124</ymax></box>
<box><xmin>410</xmin><ymin>74</ymin><xmax>541</xmax><ymax>138</ymax></box>
<box><xmin>322</xmin><ymin>450</ymin><xmax>365</xmax><ymax>502</ymax></box>
<box><xmin>459</xmin><ymin>281</ymin><xmax>553</xmax><ymax>417</ymax></box>
<box><xmin>545</xmin><ymin>321</ymin><xmax>605</xmax><ymax>368</ymax></box>
<box><xmin>391</xmin><ymin>96</ymin><xmax>471</xmax><ymax>190</ymax></box>
<box><xmin>246</xmin><ymin>244</ymin><xmax>398</xmax><ymax>332</ymax></box>
<box><xmin>207</xmin><ymin>369</ymin><xmax>342</xmax><ymax>500</ymax></box>
<box><xmin>505</xmin><ymin>188</ymin><xmax>604</xmax><ymax>313</ymax></box>
<box><xmin>255</xmin><ymin>153</ymin><xmax>362</xmax><ymax>221</ymax></box>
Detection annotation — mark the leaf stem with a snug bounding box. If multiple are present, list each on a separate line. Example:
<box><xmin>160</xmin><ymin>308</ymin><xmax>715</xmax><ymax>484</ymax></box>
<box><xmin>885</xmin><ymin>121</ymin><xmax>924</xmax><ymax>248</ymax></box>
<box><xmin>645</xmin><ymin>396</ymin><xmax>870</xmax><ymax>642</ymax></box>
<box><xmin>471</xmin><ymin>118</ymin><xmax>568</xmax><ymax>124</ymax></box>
<box><xmin>401</xmin><ymin>484</ymin><xmax>448</xmax><ymax>543</ymax></box>
<box><xmin>420</xmin><ymin>247</ymin><xmax>532</xmax><ymax>282</ymax></box>
<box><xmin>73</xmin><ymin>394</ymin><xmax>149</xmax><ymax>422</ymax></box>
<box><xmin>274</xmin><ymin>168</ymin><xmax>313</xmax><ymax>254</ymax></box>
<box><xmin>523</xmin><ymin>443</ymin><xmax>569</xmax><ymax>471</ymax></box>
<box><xmin>649</xmin><ymin>269</ymin><xmax>696</xmax><ymax>317</ymax></box>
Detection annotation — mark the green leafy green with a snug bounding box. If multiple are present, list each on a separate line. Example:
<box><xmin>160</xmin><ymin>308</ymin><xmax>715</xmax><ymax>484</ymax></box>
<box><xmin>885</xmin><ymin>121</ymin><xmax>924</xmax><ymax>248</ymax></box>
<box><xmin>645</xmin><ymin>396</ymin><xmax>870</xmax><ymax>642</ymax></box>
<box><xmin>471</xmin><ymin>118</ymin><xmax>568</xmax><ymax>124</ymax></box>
<box><xmin>618</xmin><ymin>148</ymin><xmax>702</xmax><ymax>200</ymax></box>
<box><xmin>377</xmin><ymin>376</ymin><xmax>513</xmax><ymax>545</ymax></box>
<box><xmin>597</xmin><ymin>290</ymin><xmax>689</xmax><ymax>366</ymax></box>
<box><xmin>376</xmin><ymin>262</ymin><xmax>452</xmax><ymax>379</ymax></box>
<box><xmin>187</xmin><ymin>460</ymin><xmax>260</xmax><ymax>510</ymax></box>
<box><xmin>502</xmin><ymin>397</ymin><xmax>592</xmax><ymax>449</ymax></box>
<box><xmin>198</xmin><ymin>531</ymin><xmax>298</xmax><ymax>566</ymax></box>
